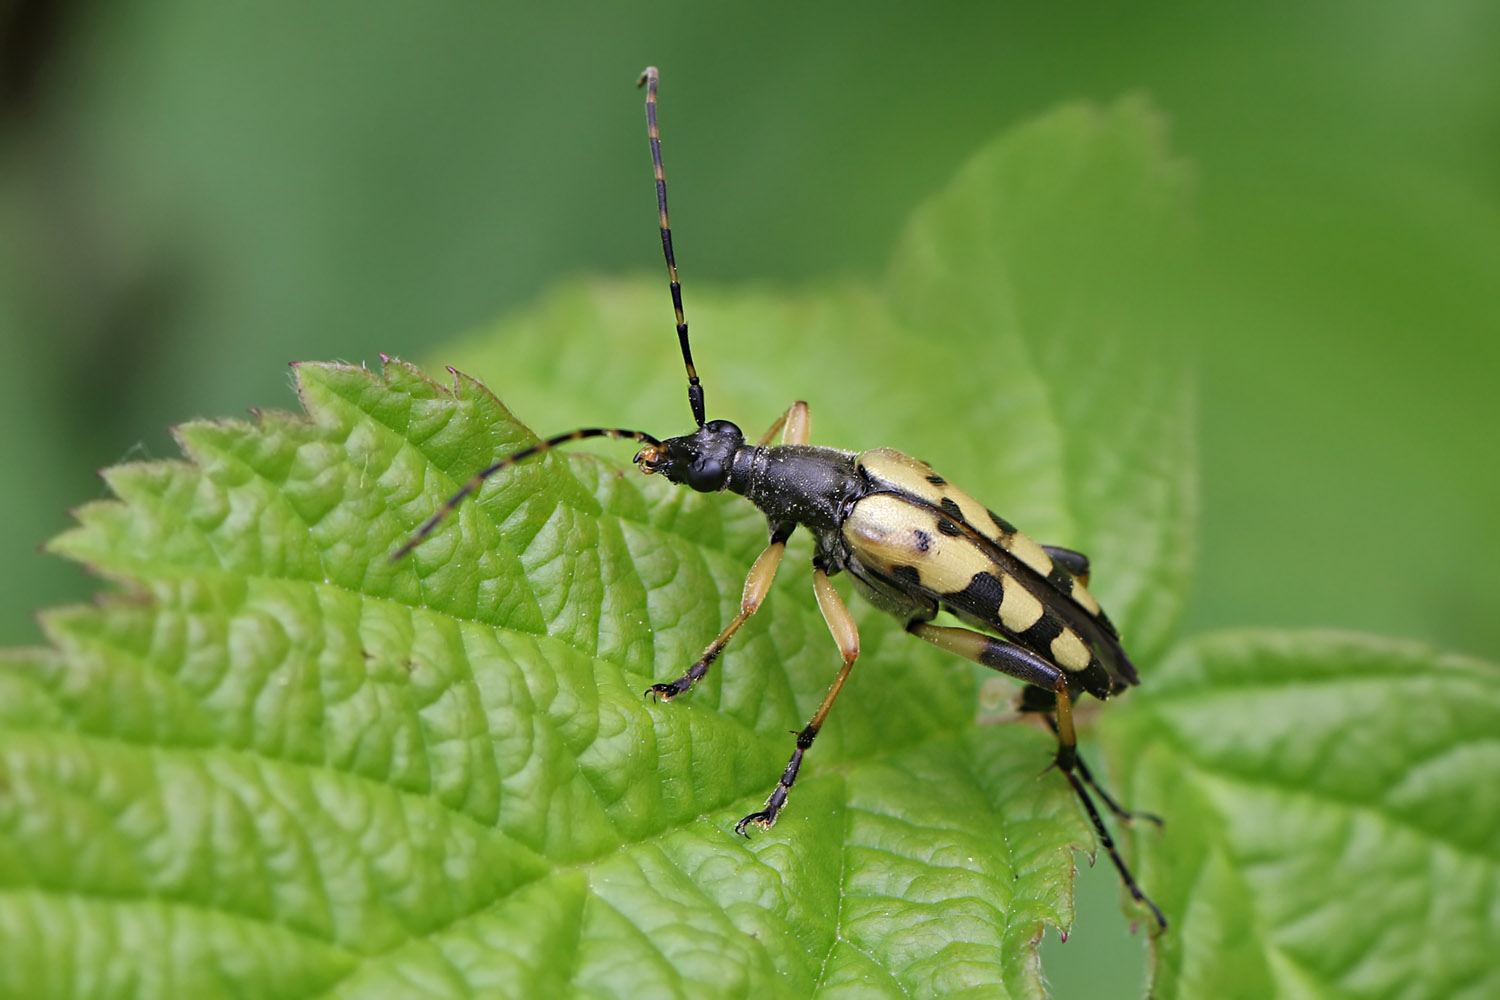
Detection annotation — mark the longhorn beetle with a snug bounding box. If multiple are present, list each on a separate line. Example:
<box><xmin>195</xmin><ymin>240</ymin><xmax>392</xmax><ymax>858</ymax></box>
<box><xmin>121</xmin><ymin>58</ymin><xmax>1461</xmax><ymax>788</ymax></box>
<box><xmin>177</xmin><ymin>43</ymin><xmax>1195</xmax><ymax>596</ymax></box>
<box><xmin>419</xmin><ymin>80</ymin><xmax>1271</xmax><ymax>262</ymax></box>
<box><xmin>395</xmin><ymin>67</ymin><xmax>1166</xmax><ymax>931</ymax></box>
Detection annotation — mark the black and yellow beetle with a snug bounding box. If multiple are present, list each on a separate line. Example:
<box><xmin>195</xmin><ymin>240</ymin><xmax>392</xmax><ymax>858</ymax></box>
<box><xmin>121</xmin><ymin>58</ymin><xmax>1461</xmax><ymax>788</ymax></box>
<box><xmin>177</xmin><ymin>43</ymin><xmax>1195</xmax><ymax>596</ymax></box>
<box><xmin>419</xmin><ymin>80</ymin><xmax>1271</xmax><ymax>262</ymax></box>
<box><xmin>396</xmin><ymin>67</ymin><xmax>1165</xmax><ymax>931</ymax></box>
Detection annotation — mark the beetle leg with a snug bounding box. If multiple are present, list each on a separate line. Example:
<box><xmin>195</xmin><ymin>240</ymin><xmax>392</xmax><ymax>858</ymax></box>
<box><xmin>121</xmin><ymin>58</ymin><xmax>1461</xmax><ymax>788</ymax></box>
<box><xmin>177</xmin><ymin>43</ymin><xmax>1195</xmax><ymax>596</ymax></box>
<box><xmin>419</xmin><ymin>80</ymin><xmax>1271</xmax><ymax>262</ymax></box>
<box><xmin>647</xmin><ymin>520</ymin><xmax>796</xmax><ymax>700</ymax></box>
<box><xmin>1055</xmin><ymin>685</ymin><xmax>1168</xmax><ymax>930</ymax></box>
<box><xmin>905</xmin><ymin>622</ymin><xmax>1063</xmax><ymax>687</ymax></box>
<box><xmin>1041</xmin><ymin>545</ymin><xmax>1091</xmax><ymax>586</ymax></box>
<box><xmin>905</xmin><ymin>622</ymin><xmax>1166</xmax><ymax>931</ymax></box>
<box><xmin>757</xmin><ymin>400</ymin><xmax>811</xmax><ymax>447</ymax></box>
<box><xmin>736</xmin><ymin>566</ymin><xmax>858</xmax><ymax>833</ymax></box>
<box><xmin>647</xmin><ymin>405</ymin><xmax>810</xmax><ymax>701</ymax></box>
<box><xmin>1021</xmin><ymin>687</ymin><xmax>1163</xmax><ymax>826</ymax></box>
<box><xmin>1056</xmin><ymin>718</ymin><xmax>1163</xmax><ymax>826</ymax></box>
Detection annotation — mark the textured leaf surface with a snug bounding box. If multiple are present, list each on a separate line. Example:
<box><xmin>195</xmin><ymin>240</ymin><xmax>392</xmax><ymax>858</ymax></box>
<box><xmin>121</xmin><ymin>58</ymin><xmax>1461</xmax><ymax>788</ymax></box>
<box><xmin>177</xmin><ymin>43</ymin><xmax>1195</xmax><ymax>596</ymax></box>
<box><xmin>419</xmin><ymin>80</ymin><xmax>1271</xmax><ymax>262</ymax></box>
<box><xmin>1</xmin><ymin>362</ymin><xmax>1077</xmax><ymax>999</ymax></box>
<box><xmin>0</xmin><ymin>100</ymin><xmax>1195</xmax><ymax>998</ymax></box>
<box><xmin>1108</xmin><ymin>630</ymin><xmax>1500</xmax><ymax>1000</ymax></box>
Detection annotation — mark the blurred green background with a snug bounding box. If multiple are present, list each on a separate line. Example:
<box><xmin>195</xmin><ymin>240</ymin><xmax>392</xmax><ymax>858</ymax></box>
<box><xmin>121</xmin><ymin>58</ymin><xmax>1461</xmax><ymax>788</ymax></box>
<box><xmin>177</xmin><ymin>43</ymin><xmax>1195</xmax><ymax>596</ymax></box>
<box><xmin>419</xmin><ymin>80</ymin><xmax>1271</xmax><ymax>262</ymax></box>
<box><xmin>1</xmin><ymin>1</ymin><xmax>1496</xmax><ymax>995</ymax></box>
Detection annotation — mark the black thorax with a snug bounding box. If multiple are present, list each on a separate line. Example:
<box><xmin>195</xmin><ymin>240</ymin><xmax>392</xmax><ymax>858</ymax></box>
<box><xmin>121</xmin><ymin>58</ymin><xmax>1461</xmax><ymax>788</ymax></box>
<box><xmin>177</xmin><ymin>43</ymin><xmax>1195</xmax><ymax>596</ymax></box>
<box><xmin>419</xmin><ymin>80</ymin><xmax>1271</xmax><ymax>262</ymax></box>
<box><xmin>728</xmin><ymin>444</ymin><xmax>865</xmax><ymax>534</ymax></box>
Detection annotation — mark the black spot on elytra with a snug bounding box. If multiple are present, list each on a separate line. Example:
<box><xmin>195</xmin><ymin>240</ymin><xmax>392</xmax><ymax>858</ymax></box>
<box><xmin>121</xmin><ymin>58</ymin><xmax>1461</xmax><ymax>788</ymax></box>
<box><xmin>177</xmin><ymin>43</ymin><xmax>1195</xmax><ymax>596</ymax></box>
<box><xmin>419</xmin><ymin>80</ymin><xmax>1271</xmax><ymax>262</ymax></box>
<box><xmin>940</xmin><ymin>497</ymin><xmax>964</xmax><ymax>522</ymax></box>
<box><xmin>925</xmin><ymin>473</ymin><xmax>947</xmax><ymax>486</ymax></box>
<box><xmin>988</xmin><ymin>509</ymin><xmax>1017</xmax><ymax>535</ymax></box>
<box><xmin>913</xmin><ymin>529</ymin><xmax>931</xmax><ymax>552</ymax></box>
<box><xmin>1018</xmin><ymin>611</ymin><xmax>1066</xmax><ymax>649</ymax></box>
<box><xmin>949</xmin><ymin>570</ymin><xmax>1005</xmax><ymax>608</ymax></box>
<box><xmin>892</xmin><ymin>564</ymin><xmax>922</xmax><ymax>586</ymax></box>
<box><xmin>936</xmin><ymin>517</ymin><xmax>962</xmax><ymax>537</ymax></box>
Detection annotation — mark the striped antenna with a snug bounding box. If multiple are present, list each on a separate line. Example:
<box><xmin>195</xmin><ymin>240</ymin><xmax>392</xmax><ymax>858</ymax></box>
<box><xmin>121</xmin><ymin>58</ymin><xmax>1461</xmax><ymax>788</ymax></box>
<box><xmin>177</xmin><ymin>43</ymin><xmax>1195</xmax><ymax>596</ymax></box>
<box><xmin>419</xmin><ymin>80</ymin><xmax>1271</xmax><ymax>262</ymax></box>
<box><xmin>391</xmin><ymin>426</ymin><xmax>661</xmax><ymax>561</ymax></box>
<box><xmin>637</xmin><ymin>66</ymin><xmax>705</xmax><ymax>427</ymax></box>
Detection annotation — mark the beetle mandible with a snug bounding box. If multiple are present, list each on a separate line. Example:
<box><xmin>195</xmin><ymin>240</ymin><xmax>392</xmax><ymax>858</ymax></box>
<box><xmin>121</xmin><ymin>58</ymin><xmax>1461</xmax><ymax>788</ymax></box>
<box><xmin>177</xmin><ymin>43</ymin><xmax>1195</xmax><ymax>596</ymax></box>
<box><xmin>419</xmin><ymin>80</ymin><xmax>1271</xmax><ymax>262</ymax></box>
<box><xmin>395</xmin><ymin>66</ymin><xmax>1165</xmax><ymax>931</ymax></box>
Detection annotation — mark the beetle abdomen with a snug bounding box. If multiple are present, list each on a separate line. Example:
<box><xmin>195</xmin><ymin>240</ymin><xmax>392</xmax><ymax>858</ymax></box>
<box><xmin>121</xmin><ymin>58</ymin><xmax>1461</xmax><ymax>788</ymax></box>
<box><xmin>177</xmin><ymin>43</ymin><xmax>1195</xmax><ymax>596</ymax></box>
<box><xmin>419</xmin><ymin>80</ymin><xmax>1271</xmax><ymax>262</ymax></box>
<box><xmin>847</xmin><ymin>448</ymin><xmax>1135</xmax><ymax>698</ymax></box>
<box><xmin>858</xmin><ymin>448</ymin><xmax>1105</xmax><ymax>617</ymax></box>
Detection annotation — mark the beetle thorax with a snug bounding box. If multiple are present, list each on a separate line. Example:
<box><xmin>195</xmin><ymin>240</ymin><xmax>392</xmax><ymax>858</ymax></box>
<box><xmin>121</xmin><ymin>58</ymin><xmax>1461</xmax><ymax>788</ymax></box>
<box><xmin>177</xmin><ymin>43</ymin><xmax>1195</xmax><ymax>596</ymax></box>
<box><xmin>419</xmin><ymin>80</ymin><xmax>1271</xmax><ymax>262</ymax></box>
<box><xmin>735</xmin><ymin>444</ymin><xmax>864</xmax><ymax>532</ymax></box>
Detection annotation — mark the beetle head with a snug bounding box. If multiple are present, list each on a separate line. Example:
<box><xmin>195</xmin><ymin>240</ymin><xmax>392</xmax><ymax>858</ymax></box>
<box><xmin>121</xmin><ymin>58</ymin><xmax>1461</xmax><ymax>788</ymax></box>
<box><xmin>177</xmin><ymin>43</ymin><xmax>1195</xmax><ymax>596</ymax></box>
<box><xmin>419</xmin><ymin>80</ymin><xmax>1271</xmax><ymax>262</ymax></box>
<box><xmin>635</xmin><ymin>419</ymin><xmax>744</xmax><ymax>492</ymax></box>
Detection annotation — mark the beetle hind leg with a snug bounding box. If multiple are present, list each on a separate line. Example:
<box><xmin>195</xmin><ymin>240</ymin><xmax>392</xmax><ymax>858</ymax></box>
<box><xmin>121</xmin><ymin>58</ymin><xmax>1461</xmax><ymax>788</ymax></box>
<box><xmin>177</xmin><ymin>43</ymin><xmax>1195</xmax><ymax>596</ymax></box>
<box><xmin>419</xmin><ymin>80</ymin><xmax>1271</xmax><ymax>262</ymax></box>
<box><xmin>1047</xmin><ymin>683</ymin><xmax>1167</xmax><ymax>931</ymax></box>
<box><xmin>906</xmin><ymin>623</ymin><xmax>1166</xmax><ymax>931</ymax></box>
<box><xmin>1019</xmin><ymin>686</ymin><xmax>1163</xmax><ymax>826</ymax></box>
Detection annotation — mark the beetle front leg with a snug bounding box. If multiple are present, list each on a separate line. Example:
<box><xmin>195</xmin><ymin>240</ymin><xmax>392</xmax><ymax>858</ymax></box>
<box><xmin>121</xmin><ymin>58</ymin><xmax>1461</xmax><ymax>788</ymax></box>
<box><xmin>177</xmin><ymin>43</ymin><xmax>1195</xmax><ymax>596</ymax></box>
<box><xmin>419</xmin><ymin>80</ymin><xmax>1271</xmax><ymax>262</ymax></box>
<box><xmin>905</xmin><ymin>621</ymin><xmax>1166</xmax><ymax>931</ymax></box>
<box><xmin>737</xmin><ymin>565</ymin><xmax>859</xmax><ymax>833</ymax></box>
<box><xmin>645</xmin><ymin>401</ymin><xmax>810</xmax><ymax>701</ymax></box>
<box><xmin>647</xmin><ymin>406</ymin><xmax>810</xmax><ymax>701</ymax></box>
<box><xmin>647</xmin><ymin>520</ymin><xmax>796</xmax><ymax>700</ymax></box>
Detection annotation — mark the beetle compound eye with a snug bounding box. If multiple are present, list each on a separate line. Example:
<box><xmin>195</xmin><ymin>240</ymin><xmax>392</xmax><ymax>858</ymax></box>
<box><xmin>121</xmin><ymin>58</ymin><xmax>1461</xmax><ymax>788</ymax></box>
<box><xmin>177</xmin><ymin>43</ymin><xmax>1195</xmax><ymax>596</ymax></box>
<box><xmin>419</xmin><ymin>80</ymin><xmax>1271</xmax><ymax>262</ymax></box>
<box><xmin>686</xmin><ymin>457</ymin><xmax>727</xmax><ymax>491</ymax></box>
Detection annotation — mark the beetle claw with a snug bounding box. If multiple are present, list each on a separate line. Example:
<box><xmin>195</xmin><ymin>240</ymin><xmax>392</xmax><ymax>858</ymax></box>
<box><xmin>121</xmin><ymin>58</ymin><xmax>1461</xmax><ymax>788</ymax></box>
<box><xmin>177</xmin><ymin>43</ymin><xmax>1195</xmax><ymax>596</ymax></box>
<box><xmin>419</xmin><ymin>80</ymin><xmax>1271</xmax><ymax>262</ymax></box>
<box><xmin>734</xmin><ymin>811</ymin><xmax>774</xmax><ymax>836</ymax></box>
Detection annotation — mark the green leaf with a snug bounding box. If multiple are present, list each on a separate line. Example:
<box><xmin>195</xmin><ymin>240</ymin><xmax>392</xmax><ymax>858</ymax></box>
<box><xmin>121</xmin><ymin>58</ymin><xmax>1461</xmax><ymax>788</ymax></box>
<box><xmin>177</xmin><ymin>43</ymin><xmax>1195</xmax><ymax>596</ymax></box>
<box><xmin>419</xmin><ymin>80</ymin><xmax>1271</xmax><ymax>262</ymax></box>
<box><xmin>0</xmin><ymin>98</ymin><xmax>1195</xmax><ymax>998</ymax></box>
<box><xmin>1106</xmin><ymin>630</ymin><xmax>1500</xmax><ymax>1000</ymax></box>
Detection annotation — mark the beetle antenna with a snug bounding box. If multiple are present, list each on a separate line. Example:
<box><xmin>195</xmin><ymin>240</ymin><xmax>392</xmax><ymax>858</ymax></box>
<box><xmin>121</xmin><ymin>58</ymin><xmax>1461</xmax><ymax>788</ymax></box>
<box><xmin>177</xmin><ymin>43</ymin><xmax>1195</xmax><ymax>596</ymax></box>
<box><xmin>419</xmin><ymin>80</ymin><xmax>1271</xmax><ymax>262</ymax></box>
<box><xmin>390</xmin><ymin>426</ymin><xmax>661</xmax><ymax>562</ymax></box>
<box><xmin>638</xmin><ymin>66</ymin><xmax>705</xmax><ymax>428</ymax></box>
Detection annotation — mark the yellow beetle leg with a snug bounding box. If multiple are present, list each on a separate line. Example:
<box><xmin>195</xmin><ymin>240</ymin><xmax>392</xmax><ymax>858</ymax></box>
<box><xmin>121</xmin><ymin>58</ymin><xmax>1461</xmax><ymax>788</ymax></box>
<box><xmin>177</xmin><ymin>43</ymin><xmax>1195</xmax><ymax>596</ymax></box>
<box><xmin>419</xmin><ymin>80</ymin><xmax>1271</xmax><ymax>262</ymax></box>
<box><xmin>646</xmin><ymin>520</ymin><xmax>795</xmax><ymax>700</ymax></box>
<box><xmin>736</xmin><ymin>566</ymin><xmax>858</xmax><ymax>833</ymax></box>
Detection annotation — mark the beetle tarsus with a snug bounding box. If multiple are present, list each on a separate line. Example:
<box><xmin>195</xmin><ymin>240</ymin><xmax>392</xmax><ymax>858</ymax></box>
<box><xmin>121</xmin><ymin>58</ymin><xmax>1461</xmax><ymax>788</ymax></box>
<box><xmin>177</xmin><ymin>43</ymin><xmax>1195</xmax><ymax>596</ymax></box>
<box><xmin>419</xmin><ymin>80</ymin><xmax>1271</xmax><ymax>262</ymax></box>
<box><xmin>645</xmin><ymin>653</ymin><xmax>715</xmax><ymax>701</ymax></box>
<box><xmin>645</xmin><ymin>679</ymin><xmax>688</xmax><ymax>701</ymax></box>
<box><xmin>737</xmin><ymin>738</ymin><xmax>807</xmax><ymax>834</ymax></box>
<box><xmin>734</xmin><ymin>810</ymin><xmax>776</xmax><ymax>836</ymax></box>
<box><xmin>1061</xmin><ymin>767</ymin><xmax>1168</xmax><ymax>933</ymax></box>
<box><xmin>735</xmin><ymin>795</ymin><xmax>784</xmax><ymax>835</ymax></box>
